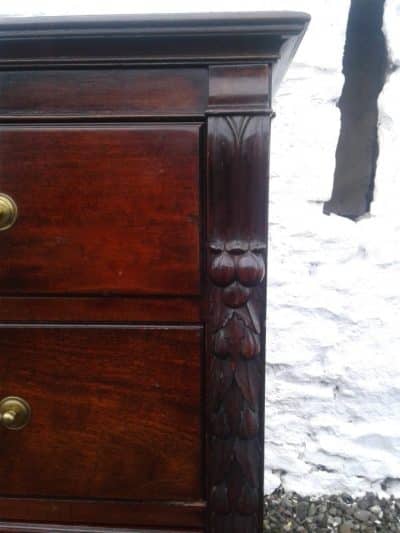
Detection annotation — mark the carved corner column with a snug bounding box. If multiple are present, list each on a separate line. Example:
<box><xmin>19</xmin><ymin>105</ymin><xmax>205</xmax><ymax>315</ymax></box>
<box><xmin>206</xmin><ymin>65</ymin><xmax>271</xmax><ymax>533</ymax></box>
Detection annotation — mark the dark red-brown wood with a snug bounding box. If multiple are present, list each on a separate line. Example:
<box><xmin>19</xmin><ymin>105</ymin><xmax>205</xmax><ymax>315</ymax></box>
<box><xmin>0</xmin><ymin>12</ymin><xmax>310</xmax><ymax>78</ymax></box>
<box><xmin>0</xmin><ymin>500</ymin><xmax>204</xmax><ymax>530</ymax></box>
<box><xmin>0</xmin><ymin>525</ymin><xmax>202</xmax><ymax>533</ymax></box>
<box><xmin>208</xmin><ymin>64</ymin><xmax>271</xmax><ymax>114</ymax></box>
<box><xmin>0</xmin><ymin>125</ymin><xmax>200</xmax><ymax>296</ymax></box>
<box><xmin>0</xmin><ymin>326</ymin><xmax>202</xmax><ymax>501</ymax></box>
<box><xmin>0</xmin><ymin>69</ymin><xmax>208</xmax><ymax>119</ymax></box>
<box><xmin>0</xmin><ymin>296</ymin><xmax>200</xmax><ymax>323</ymax></box>
<box><xmin>0</xmin><ymin>12</ymin><xmax>309</xmax><ymax>533</ymax></box>
<box><xmin>206</xmin><ymin>111</ymin><xmax>270</xmax><ymax>532</ymax></box>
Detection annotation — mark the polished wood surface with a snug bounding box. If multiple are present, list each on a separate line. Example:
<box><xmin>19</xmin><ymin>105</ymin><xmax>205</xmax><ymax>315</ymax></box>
<box><xmin>0</xmin><ymin>326</ymin><xmax>202</xmax><ymax>500</ymax></box>
<box><xmin>208</xmin><ymin>64</ymin><xmax>271</xmax><ymax>114</ymax></box>
<box><xmin>0</xmin><ymin>12</ymin><xmax>310</xmax><ymax>78</ymax></box>
<box><xmin>0</xmin><ymin>525</ymin><xmax>203</xmax><ymax>533</ymax></box>
<box><xmin>0</xmin><ymin>525</ymin><xmax>202</xmax><ymax>533</ymax></box>
<box><xmin>0</xmin><ymin>296</ymin><xmax>201</xmax><ymax>323</ymax></box>
<box><xmin>0</xmin><ymin>12</ymin><xmax>309</xmax><ymax>533</ymax></box>
<box><xmin>206</xmin><ymin>114</ymin><xmax>269</xmax><ymax>532</ymax></box>
<box><xmin>0</xmin><ymin>125</ymin><xmax>200</xmax><ymax>296</ymax></box>
<box><xmin>0</xmin><ymin>69</ymin><xmax>208</xmax><ymax>119</ymax></box>
<box><xmin>0</xmin><ymin>500</ymin><xmax>204</xmax><ymax>529</ymax></box>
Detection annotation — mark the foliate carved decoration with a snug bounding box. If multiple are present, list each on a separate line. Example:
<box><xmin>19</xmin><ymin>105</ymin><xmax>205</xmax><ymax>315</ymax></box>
<box><xmin>208</xmin><ymin>241</ymin><xmax>265</xmax><ymax>532</ymax></box>
<box><xmin>206</xmin><ymin>115</ymin><xmax>269</xmax><ymax>532</ymax></box>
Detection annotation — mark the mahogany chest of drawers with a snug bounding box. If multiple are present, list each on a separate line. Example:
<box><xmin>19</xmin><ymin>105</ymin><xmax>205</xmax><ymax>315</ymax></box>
<box><xmin>0</xmin><ymin>12</ymin><xmax>309</xmax><ymax>533</ymax></box>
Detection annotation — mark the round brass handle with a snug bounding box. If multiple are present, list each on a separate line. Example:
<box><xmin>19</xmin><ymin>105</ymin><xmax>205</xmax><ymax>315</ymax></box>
<box><xmin>0</xmin><ymin>396</ymin><xmax>31</xmax><ymax>430</ymax></box>
<box><xmin>0</xmin><ymin>193</ymin><xmax>18</xmax><ymax>231</ymax></box>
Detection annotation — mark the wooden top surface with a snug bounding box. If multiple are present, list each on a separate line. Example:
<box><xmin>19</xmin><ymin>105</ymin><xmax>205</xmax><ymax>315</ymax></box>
<box><xmin>0</xmin><ymin>11</ymin><xmax>310</xmax><ymax>36</ymax></box>
<box><xmin>0</xmin><ymin>12</ymin><xmax>310</xmax><ymax>92</ymax></box>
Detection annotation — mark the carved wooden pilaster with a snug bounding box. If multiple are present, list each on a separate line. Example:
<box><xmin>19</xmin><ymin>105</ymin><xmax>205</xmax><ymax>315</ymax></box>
<box><xmin>206</xmin><ymin>65</ymin><xmax>270</xmax><ymax>532</ymax></box>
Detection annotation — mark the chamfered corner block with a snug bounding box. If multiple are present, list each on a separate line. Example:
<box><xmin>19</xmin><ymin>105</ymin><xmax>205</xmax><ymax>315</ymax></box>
<box><xmin>0</xmin><ymin>11</ymin><xmax>309</xmax><ymax>533</ymax></box>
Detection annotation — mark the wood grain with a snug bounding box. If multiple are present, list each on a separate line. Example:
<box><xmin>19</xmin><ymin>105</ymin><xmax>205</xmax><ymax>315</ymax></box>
<box><xmin>0</xmin><ymin>326</ymin><xmax>203</xmax><ymax>501</ymax></box>
<box><xmin>0</xmin><ymin>125</ymin><xmax>200</xmax><ymax>296</ymax></box>
<box><xmin>0</xmin><ymin>12</ymin><xmax>310</xmax><ymax>78</ymax></box>
<box><xmin>0</xmin><ymin>296</ymin><xmax>200</xmax><ymax>323</ymax></box>
<box><xmin>0</xmin><ymin>12</ymin><xmax>310</xmax><ymax>533</ymax></box>
<box><xmin>206</xmin><ymin>115</ymin><xmax>269</xmax><ymax>532</ymax></box>
<box><xmin>0</xmin><ymin>499</ymin><xmax>204</xmax><ymax>529</ymax></box>
<box><xmin>208</xmin><ymin>64</ymin><xmax>271</xmax><ymax>114</ymax></box>
<box><xmin>0</xmin><ymin>69</ymin><xmax>208</xmax><ymax>119</ymax></box>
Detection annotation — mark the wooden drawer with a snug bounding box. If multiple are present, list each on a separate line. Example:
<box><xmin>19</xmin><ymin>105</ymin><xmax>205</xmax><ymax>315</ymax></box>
<box><xmin>0</xmin><ymin>326</ymin><xmax>202</xmax><ymax>501</ymax></box>
<box><xmin>0</xmin><ymin>68</ymin><xmax>208</xmax><ymax>119</ymax></box>
<box><xmin>0</xmin><ymin>10</ymin><xmax>310</xmax><ymax>533</ymax></box>
<box><xmin>0</xmin><ymin>124</ymin><xmax>200</xmax><ymax>296</ymax></box>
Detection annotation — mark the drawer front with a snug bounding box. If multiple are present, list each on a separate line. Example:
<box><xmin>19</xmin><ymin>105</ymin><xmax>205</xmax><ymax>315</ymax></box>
<box><xmin>0</xmin><ymin>326</ymin><xmax>202</xmax><ymax>501</ymax></box>
<box><xmin>0</xmin><ymin>125</ymin><xmax>200</xmax><ymax>295</ymax></box>
<box><xmin>0</xmin><ymin>68</ymin><xmax>208</xmax><ymax>118</ymax></box>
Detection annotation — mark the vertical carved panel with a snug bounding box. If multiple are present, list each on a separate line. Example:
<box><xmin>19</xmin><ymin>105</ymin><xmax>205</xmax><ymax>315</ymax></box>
<box><xmin>206</xmin><ymin>115</ymin><xmax>269</xmax><ymax>532</ymax></box>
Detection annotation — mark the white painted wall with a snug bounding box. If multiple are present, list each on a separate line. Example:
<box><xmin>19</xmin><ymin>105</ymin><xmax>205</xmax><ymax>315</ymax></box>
<box><xmin>1</xmin><ymin>0</ymin><xmax>399</xmax><ymax>498</ymax></box>
<box><xmin>265</xmin><ymin>0</ymin><xmax>400</xmax><ymax>497</ymax></box>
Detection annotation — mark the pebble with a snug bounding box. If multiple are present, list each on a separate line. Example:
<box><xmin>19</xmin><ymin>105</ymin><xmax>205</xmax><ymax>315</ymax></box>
<box><xmin>296</xmin><ymin>501</ymin><xmax>308</xmax><ymax>522</ymax></box>
<box><xmin>370</xmin><ymin>504</ymin><xmax>383</xmax><ymax>517</ymax></box>
<box><xmin>354</xmin><ymin>509</ymin><xmax>371</xmax><ymax>522</ymax></box>
<box><xmin>264</xmin><ymin>486</ymin><xmax>400</xmax><ymax>532</ymax></box>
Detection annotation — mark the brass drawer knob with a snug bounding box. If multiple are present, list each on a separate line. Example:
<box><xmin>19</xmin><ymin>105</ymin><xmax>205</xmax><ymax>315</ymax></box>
<box><xmin>0</xmin><ymin>396</ymin><xmax>31</xmax><ymax>430</ymax></box>
<box><xmin>0</xmin><ymin>193</ymin><xmax>18</xmax><ymax>231</ymax></box>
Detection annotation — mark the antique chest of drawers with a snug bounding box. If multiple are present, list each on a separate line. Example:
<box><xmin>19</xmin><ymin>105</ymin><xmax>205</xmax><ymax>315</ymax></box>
<box><xmin>0</xmin><ymin>12</ymin><xmax>309</xmax><ymax>533</ymax></box>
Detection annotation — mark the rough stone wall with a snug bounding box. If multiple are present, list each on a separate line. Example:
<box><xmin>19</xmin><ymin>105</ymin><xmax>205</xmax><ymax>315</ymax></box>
<box><xmin>266</xmin><ymin>0</ymin><xmax>400</xmax><ymax>496</ymax></box>
<box><xmin>1</xmin><ymin>0</ymin><xmax>399</xmax><ymax>498</ymax></box>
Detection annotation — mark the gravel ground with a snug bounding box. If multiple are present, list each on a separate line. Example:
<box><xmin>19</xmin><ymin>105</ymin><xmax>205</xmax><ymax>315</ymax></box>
<box><xmin>264</xmin><ymin>487</ymin><xmax>400</xmax><ymax>532</ymax></box>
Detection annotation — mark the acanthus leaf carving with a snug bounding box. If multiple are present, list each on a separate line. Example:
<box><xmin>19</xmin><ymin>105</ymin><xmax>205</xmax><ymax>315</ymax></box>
<box><xmin>206</xmin><ymin>115</ymin><xmax>269</xmax><ymax>532</ymax></box>
<box><xmin>207</xmin><ymin>242</ymin><xmax>266</xmax><ymax>532</ymax></box>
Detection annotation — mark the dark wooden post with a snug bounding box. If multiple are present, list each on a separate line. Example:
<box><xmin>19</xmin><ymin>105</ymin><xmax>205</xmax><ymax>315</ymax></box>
<box><xmin>206</xmin><ymin>64</ymin><xmax>271</xmax><ymax>532</ymax></box>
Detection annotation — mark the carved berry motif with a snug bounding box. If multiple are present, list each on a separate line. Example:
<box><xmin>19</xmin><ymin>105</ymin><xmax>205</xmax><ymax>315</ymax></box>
<box><xmin>210</xmin><ymin>251</ymin><xmax>236</xmax><ymax>287</ymax></box>
<box><xmin>206</xmin><ymin>114</ymin><xmax>269</xmax><ymax>532</ymax></box>
<box><xmin>208</xmin><ymin>243</ymin><xmax>266</xmax><ymax>532</ymax></box>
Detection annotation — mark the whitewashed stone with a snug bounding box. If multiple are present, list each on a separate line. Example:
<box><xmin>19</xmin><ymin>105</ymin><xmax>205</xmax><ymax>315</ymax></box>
<box><xmin>265</xmin><ymin>0</ymin><xmax>400</xmax><ymax>497</ymax></box>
